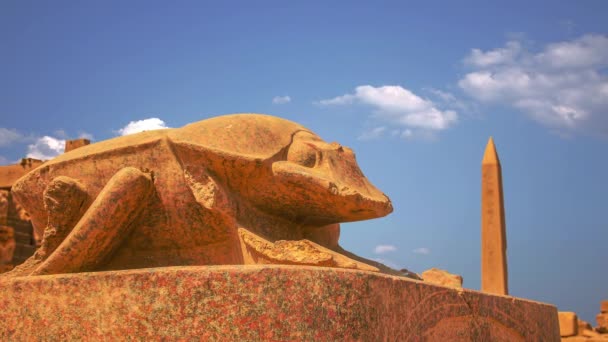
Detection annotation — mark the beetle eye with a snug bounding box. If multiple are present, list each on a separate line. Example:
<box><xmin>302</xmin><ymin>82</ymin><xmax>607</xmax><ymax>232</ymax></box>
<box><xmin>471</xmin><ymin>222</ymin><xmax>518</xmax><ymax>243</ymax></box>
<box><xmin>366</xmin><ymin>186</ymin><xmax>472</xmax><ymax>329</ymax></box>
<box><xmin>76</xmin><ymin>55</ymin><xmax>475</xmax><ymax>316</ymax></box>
<box><xmin>287</xmin><ymin>143</ymin><xmax>317</xmax><ymax>168</ymax></box>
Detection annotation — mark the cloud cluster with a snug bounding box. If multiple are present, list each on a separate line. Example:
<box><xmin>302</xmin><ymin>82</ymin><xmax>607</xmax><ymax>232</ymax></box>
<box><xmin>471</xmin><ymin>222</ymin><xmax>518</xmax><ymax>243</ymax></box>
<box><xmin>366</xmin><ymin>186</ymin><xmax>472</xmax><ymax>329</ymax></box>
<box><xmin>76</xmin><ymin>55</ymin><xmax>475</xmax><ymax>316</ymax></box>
<box><xmin>2</xmin><ymin>117</ymin><xmax>167</xmax><ymax>163</ymax></box>
<box><xmin>0</xmin><ymin>126</ymin><xmax>95</xmax><ymax>162</ymax></box>
<box><xmin>0</xmin><ymin>128</ymin><xmax>24</xmax><ymax>147</ymax></box>
<box><xmin>116</xmin><ymin>118</ymin><xmax>170</xmax><ymax>136</ymax></box>
<box><xmin>272</xmin><ymin>95</ymin><xmax>291</xmax><ymax>104</ymax></box>
<box><xmin>459</xmin><ymin>34</ymin><xmax>608</xmax><ymax>136</ymax></box>
<box><xmin>26</xmin><ymin>136</ymin><xmax>65</xmax><ymax>160</ymax></box>
<box><xmin>412</xmin><ymin>247</ymin><xmax>431</xmax><ymax>255</ymax></box>
<box><xmin>374</xmin><ymin>244</ymin><xmax>397</xmax><ymax>254</ymax></box>
<box><xmin>319</xmin><ymin>85</ymin><xmax>458</xmax><ymax>139</ymax></box>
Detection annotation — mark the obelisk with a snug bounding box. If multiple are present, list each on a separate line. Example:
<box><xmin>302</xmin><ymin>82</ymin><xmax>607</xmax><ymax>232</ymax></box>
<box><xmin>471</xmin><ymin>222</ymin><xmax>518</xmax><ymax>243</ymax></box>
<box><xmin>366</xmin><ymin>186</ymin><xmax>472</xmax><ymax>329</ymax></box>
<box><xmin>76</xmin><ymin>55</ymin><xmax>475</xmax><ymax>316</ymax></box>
<box><xmin>481</xmin><ymin>137</ymin><xmax>508</xmax><ymax>295</ymax></box>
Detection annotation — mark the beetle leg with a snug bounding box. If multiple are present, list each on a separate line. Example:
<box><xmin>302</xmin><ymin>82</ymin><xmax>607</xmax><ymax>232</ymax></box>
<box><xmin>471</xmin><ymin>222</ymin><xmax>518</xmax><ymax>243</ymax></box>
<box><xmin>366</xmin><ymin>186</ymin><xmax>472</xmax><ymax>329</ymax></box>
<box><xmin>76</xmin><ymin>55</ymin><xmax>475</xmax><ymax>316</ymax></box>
<box><xmin>31</xmin><ymin>167</ymin><xmax>154</xmax><ymax>275</ymax></box>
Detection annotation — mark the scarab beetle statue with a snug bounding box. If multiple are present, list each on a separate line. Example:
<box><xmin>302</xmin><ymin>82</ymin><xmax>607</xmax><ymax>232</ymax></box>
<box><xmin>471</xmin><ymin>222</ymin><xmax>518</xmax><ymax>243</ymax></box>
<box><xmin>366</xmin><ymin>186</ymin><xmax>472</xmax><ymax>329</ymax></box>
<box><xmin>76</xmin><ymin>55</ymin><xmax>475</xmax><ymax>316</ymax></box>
<box><xmin>5</xmin><ymin>114</ymin><xmax>395</xmax><ymax>277</ymax></box>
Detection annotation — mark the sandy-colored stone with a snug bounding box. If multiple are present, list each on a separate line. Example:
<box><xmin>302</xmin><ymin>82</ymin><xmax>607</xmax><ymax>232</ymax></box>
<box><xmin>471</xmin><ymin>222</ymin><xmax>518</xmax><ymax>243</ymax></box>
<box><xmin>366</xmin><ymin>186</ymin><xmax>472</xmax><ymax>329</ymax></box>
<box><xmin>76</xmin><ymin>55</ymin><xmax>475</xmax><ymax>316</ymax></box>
<box><xmin>562</xmin><ymin>337</ymin><xmax>593</xmax><ymax>342</ymax></box>
<box><xmin>0</xmin><ymin>265</ymin><xmax>560</xmax><ymax>341</ymax></box>
<box><xmin>239</xmin><ymin>228</ymin><xmax>378</xmax><ymax>271</ymax></box>
<box><xmin>597</xmin><ymin>313</ymin><xmax>608</xmax><ymax>329</ymax></box>
<box><xmin>0</xmin><ymin>158</ymin><xmax>44</xmax><ymax>188</ymax></box>
<box><xmin>579</xmin><ymin>319</ymin><xmax>593</xmax><ymax>333</ymax></box>
<box><xmin>64</xmin><ymin>138</ymin><xmax>90</xmax><ymax>153</ymax></box>
<box><xmin>3</xmin><ymin>114</ymin><xmax>395</xmax><ymax>277</ymax></box>
<box><xmin>0</xmin><ymin>225</ymin><xmax>15</xmax><ymax>268</ymax></box>
<box><xmin>481</xmin><ymin>137</ymin><xmax>509</xmax><ymax>295</ymax></box>
<box><xmin>0</xmin><ymin>190</ymin><xmax>8</xmax><ymax>226</ymax></box>
<box><xmin>422</xmin><ymin>267</ymin><xmax>463</xmax><ymax>288</ymax></box>
<box><xmin>0</xmin><ymin>160</ymin><xmax>43</xmax><ymax>249</ymax></box>
<box><xmin>601</xmin><ymin>300</ymin><xmax>608</xmax><ymax>314</ymax></box>
<box><xmin>560</xmin><ymin>311</ymin><xmax>579</xmax><ymax>337</ymax></box>
<box><xmin>582</xmin><ymin>329</ymin><xmax>602</xmax><ymax>337</ymax></box>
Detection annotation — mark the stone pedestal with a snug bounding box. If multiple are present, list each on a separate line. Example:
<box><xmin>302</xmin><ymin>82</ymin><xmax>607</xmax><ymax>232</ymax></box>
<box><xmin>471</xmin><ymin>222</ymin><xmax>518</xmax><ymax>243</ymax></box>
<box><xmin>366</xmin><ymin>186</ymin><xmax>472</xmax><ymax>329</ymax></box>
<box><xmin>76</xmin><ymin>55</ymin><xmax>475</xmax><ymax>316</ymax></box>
<box><xmin>0</xmin><ymin>265</ymin><xmax>559</xmax><ymax>341</ymax></box>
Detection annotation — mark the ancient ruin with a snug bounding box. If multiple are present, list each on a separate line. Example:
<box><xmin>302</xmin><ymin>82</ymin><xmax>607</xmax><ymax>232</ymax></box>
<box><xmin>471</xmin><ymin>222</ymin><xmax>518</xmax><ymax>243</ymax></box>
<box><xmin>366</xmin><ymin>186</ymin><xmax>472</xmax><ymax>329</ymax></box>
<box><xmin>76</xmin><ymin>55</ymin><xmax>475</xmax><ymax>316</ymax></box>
<box><xmin>3</xmin><ymin>114</ymin><xmax>394</xmax><ymax>277</ymax></box>
<box><xmin>64</xmin><ymin>138</ymin><xmax>90</xmax><ymax>153</ymax></box>
<box><xmin>421</xmin><ymin>267</ymin><xmax>463</xmax><ymax>288</ymax></box>
<box><xmin>0</xmin><ymin>114</ymin><xmax>560</xmax><ymax>340</ymax></box>
<box><xmin>0</xmin><ymin>158</ymin><xmax>44</xmax><ymax>272</ymax></box>
<box><xmin>0</xmin><ymin>138</ymin><xmax>92</xmax><ymax>274</ymax></box>
<box><xmin>558</xmin><ymin>301</ymin><xmax>608</xmax><ymax>341</ymax></box>
<box><xmin>481</xmin><ymin>137</ymin><xmax>509</xmax><ymax>295</ymax></box>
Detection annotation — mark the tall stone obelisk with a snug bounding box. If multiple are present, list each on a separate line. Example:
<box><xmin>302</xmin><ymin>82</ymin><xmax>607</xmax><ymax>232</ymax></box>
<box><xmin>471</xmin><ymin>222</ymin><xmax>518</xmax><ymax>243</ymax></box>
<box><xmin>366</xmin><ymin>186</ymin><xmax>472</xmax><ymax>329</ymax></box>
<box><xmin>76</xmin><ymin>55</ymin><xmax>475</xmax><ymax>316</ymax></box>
<box><xmin>481</xmin><ymin>137</ymin><xmax>508</xmax><ymax>295</ymax></box>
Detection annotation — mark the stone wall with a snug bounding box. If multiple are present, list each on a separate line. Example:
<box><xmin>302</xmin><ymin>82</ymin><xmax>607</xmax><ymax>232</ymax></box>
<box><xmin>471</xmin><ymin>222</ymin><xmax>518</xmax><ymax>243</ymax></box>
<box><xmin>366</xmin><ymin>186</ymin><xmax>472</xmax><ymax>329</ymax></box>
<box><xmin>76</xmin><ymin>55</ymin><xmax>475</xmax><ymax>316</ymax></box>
<box><xmin>0</xmin><ymin>159</ymin><xmax>43</xmax><ymax>273</ymax></box>
<box><xmin>64</xmin><ymin>138</ymin><xmax>90</xmax><ymax>153</ymax></box>
<box><xmin>0</xmin><ymin>188</ymin><xmax>37</xmax><ymax>273</ymax></box>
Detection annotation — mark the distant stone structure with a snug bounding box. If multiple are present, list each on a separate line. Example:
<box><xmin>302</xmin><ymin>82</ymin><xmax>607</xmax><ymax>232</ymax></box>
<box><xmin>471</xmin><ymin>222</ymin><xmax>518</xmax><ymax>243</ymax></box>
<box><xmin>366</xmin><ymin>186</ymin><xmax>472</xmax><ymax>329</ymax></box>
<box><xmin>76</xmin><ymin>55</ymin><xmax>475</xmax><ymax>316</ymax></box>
<box><xmin>64</xmin><ymin>138</ymin><xmax>90</xmax><ymax>153</ymax></box>
<box><xmin>598</xmin><ymin>300</ymin><xmax>608</xmax><ymax>333</ymax></box>
<box><xmin>0</xmin><ymin>138</ymin><xmax>92</xmax><ymax>274</ymax></box>
<box><xmin>0</xmin><ymin>225</ymin><xmax>15</xmax><ymax>273</ymax></box>
<box><xmin>558</xmin><ymin>301</ymin><xmax>608</xmax><ymax>340</ymax></box>
<box><xmin>481</xmin><ymin>137</ymin><xmax>509</xmax><ymax>295</ymax></box>
<box><xmin>0</xmin><ymin>158</ymin><xmax>44</xmax><ymax>272</ymax></box>
<box><xmin>421</xmin><ymin>268</ymin><xmax>463</xmax><ymax>288</ymax></box>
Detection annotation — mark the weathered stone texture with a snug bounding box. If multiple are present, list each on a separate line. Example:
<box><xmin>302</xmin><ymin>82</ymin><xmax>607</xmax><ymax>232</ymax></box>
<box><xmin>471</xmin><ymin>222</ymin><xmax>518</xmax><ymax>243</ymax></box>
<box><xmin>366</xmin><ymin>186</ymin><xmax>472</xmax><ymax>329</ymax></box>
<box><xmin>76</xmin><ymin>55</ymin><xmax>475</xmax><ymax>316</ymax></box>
<box><xmin>0</xmin><ymin>160</ymin><xmax>40</xmax><ymax>272</ymax></box>
<box><xmin>64</xmin><ymin>138</ymin><xmax>90</xmax><ymax>153</ymax></box>
<box><xmin>0</xmin><ymin>225</ymin><xmax>15</xmax><ymax>269</ymax></box>
<box><xmin>422</xmin><ymin>267</ymin><xmax>463</xmax><ymax>288</ymax></box>
<box><xmin>4</xmin><ymin>114</ymin><xmax>396</xmax><ymax>278</ymax></box>
<box><xmin>579</xmin><ymin>319</ymin><xmax>594</xmax><ymax>332</ymax></box>
<box><xmin>560</xmin><ymin>312</ymin><xmax>579</xmax><ymax>337</ymax></box>
<box><xmin>598</xmin><ymin>313</ymin><xmax>608</xmax><ymax>330</ymax></box>
<box><xmin>602</xmin><ymin>301</ymin><xmax>608</xmax><ymax>314</ymax></box>
<box><xmin>557</xmin><ymin>302</ymin><xmax>608</xmax><ymax>341</ymax></box>
<box><xmin>0</xmin><ymin>266</ymin><xmax>560</xmax><ymax>341</ymax></box>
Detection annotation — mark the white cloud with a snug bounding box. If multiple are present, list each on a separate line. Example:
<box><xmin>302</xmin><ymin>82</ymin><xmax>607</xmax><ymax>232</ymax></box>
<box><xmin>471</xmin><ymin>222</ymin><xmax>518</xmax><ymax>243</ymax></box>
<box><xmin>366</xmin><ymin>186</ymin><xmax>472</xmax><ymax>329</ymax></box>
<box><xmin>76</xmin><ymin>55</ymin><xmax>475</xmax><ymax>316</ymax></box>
<box><xmin>26</xmin><ymin>136</ymin><xmax>65</xmax><ymax>160</ymax></box>
<box><xmin>0</xmin><ymin>128</ymin><xmax>24</xmax><ymax>147</ymax></box>
<box><xmin>412</xmin><ymin>247</ymin><xmax>431</xmax><ymax>255</ymax></box>
<box><xmin>117</xmin><ymin>118</ymin><xmax>169</xmax><ymax>136</ymax></box>
<box><xmin>374</xmin><ymin>244</ymin><xmax>397</xmax><ymax>254</ymax></box>
<box><xmin>465</xmin><ymin>41</ymin><xmax>522</xmax><ymax>67</ymax></box>
<box><xmin>426</xmin><ymin>88</ymin><xmax>476</xmax><ymax>115</ymax></box>
<box><xmin>318</xmin><ymin>85</ymin><xmax>458</xmax><ymax>137</ymax></box>
<box><xmin>535</xmin><ymin>34</ymin><xmax>608</xmax><ymax>69</ymax></box>
<box><xmin>459</xmin><ymin>34</ymin><xmax>608</xmax><ymax>136</ymax></box>
<box><xmin>272</xmin><ymin>95</ymin><xmax>291</xmax><ymax>104</ymax></box>
<box><xmin>317</xmin><ymin>94</ymin><xmax>355</xmax><ymax>105</ymax></box>
<box><xmin>358</xmin><ymin>126</ymin><xmax>386</xmax><ymax>141</ymax></box>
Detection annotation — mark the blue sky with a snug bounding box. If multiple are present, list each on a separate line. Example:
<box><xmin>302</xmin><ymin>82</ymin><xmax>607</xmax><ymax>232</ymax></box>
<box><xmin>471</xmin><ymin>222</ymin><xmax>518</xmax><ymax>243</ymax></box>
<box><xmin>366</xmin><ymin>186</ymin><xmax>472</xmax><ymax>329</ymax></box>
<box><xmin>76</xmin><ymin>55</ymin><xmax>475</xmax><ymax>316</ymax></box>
<box><xmin>1</xmin><ymin>1</ymin><xmax>607</xmax><ymax>322</ymax></box>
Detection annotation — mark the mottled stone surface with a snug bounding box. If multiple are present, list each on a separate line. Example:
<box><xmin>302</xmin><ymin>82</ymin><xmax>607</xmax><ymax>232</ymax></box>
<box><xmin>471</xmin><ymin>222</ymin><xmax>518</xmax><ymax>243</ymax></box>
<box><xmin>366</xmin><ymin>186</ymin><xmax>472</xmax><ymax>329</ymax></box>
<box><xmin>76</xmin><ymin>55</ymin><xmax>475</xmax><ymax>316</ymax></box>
<box><xmin>6</xmin><ymin>114</ymin><xmax>396</xmax><ymax>278</ymax></box>
<box><xmin>0</xmin><ymin>188</ymin><xmax>36</xmax><ymax>269</ymax></box>
<box><xmin>0</xmin><ymin>158</ymin><xmax>44</xmax><ymax>189</ymax></box>
<box><xmin>560</xmin><ymin>311</ymin><xmax>579</xmax><ymax>337</ymax></box>
<box><xmin>64</xmin><ymin>138</ymin><xmax>90</xmax><ymax>153</ymax></box>
<box><xmin>0</xmin><ymin>265</ymin><xmax>559</xmax><ymax>341</ymax></box>
<box><xmin>598</xmin><ymin>313</ymin><xmax>608</xmax><ymax>330</ymax></box>
<box><xmin>422</xmin><ymin>267</ymin><xmax>463</xmax><ymax>288</ymax></box>
<box><xmin>0</xmin><ymin>225</ymin><xmax>15</xmax><ymax>268</ymax></box>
